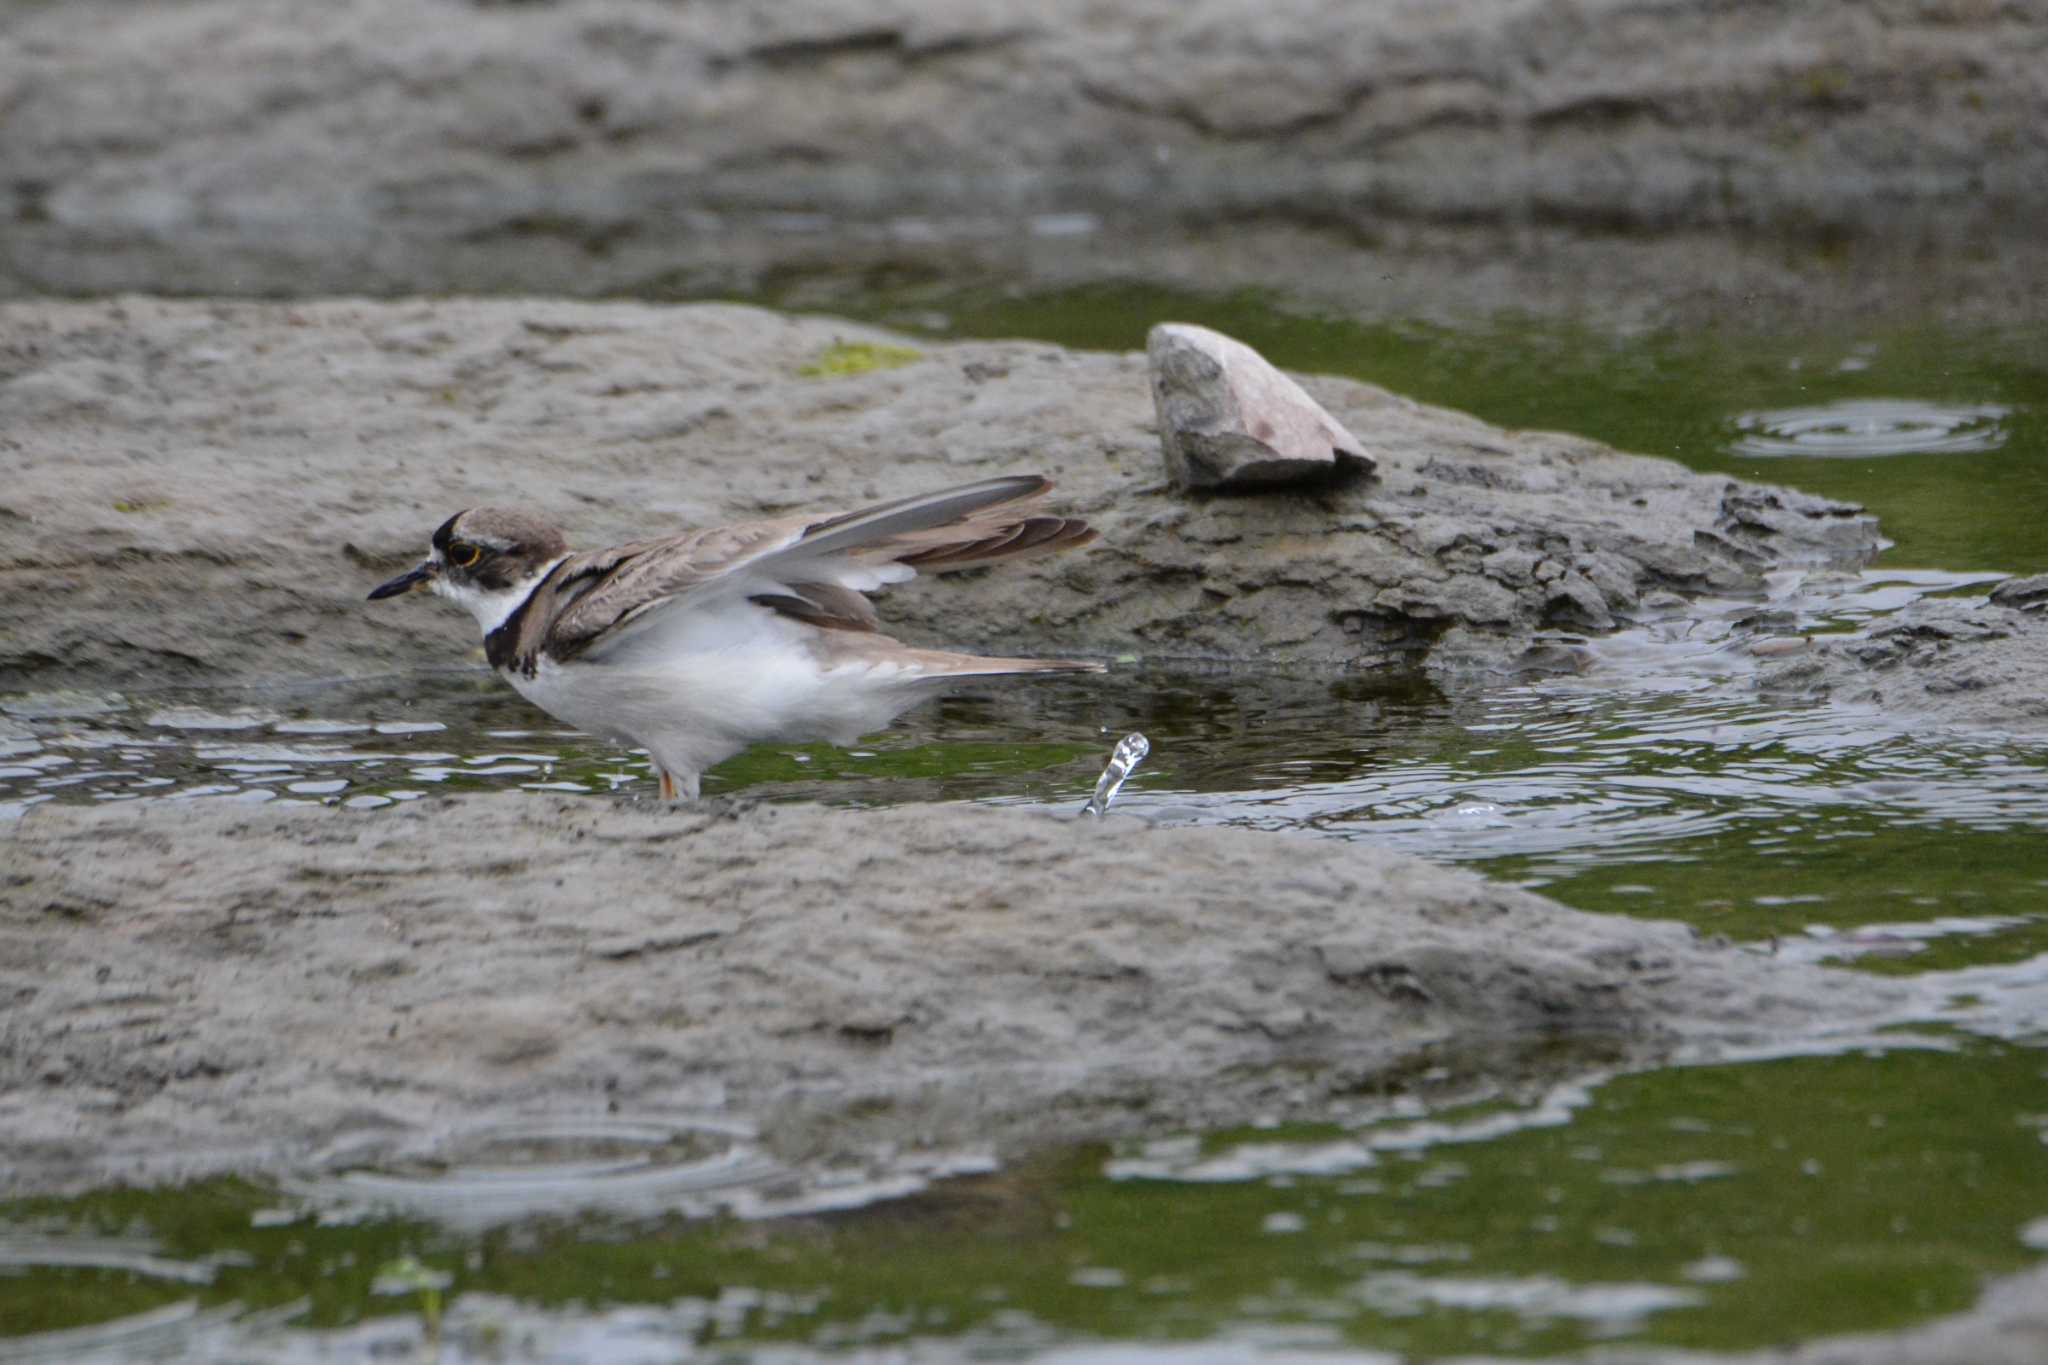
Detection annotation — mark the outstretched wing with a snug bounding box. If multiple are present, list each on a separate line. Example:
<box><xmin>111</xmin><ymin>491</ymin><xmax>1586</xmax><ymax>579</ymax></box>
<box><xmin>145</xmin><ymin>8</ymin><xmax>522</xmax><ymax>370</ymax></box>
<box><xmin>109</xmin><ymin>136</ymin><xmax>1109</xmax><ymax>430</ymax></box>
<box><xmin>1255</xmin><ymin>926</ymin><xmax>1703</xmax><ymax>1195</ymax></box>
<box><xmin>529</xmin><ymin>475</ymin><xmax>1093</xmax><ymax>664</ymax></box>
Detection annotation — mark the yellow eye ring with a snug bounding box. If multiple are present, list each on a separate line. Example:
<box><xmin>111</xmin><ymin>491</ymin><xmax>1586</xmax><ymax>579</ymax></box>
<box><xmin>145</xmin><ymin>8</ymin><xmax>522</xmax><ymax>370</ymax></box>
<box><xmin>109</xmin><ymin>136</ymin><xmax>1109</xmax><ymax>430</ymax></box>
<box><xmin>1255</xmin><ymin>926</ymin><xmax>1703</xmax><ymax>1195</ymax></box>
<box><xmin>448</xmin><ymin>541</ymin><xmax>482</xmax><ymax>568</ymax></box>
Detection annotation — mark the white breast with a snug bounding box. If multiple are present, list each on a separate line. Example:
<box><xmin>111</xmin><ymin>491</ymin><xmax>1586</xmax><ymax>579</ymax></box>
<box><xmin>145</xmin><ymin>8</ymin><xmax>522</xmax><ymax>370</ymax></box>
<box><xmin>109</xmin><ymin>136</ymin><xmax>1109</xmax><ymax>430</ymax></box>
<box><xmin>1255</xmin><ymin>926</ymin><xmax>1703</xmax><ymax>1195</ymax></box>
<box><xmin>502</xmin><ymin>600</ymin><xmax>936</xmax><ymax>780</ymax></box>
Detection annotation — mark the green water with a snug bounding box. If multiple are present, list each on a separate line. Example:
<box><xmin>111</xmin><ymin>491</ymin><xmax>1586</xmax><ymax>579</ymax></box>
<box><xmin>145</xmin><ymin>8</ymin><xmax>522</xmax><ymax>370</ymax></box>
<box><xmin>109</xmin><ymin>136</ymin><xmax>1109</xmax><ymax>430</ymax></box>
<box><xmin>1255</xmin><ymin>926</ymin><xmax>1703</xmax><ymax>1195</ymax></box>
<box><xmin>5</xmin><ymin>289</ymin><xmax>2046</xmax><ymax>1360</ymax></box>
<box><xmin>6</xmin><ymin>1044</ymin><xmax>2046</xmax><ymax>1358</ymax></box>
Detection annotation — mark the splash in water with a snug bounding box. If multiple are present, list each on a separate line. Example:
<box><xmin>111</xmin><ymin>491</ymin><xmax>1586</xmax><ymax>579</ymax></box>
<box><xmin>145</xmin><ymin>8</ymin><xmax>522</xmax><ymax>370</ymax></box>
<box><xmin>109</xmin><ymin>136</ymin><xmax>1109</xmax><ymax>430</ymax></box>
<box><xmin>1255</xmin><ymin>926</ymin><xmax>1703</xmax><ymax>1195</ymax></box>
<box><xmin>1083</xmin><ymin>732</ymin><xmax>1150</xmax><ymax>818</ymax></box>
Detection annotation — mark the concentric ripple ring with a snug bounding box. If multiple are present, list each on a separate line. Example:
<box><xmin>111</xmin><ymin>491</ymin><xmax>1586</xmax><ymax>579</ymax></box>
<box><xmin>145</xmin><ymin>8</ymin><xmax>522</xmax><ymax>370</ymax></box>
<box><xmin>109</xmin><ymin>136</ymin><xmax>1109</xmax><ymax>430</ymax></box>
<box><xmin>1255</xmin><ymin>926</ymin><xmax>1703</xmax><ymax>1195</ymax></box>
<box><xmin>1729</xmin><ymin>399</ymin><xmax>2010</xmax><ymax>458</ymax></box>
<box><xmin>279</xmin><ymin>1114</ymin><xmax>789</xmax><ymax>1229</ymax></box>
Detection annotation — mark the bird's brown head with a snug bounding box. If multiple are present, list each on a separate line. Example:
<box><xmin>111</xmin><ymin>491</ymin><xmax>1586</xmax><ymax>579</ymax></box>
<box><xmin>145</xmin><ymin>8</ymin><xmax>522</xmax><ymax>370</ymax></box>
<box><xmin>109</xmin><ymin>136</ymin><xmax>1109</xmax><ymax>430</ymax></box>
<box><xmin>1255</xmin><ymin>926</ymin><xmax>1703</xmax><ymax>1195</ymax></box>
<box><xmin>368</xmin><ymin>508</ymin><xmax>571</xmax><ymax>630</ymax></box>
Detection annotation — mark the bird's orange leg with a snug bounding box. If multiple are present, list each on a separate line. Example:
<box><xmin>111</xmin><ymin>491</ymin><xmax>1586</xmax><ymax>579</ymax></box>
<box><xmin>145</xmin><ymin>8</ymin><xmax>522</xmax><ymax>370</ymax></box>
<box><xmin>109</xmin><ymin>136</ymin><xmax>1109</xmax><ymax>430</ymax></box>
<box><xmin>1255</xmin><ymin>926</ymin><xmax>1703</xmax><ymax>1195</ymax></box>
<box><xmin>658</xmin><ymin>768</ymin><xmax>677</xmax><ymax>801</ymax></box>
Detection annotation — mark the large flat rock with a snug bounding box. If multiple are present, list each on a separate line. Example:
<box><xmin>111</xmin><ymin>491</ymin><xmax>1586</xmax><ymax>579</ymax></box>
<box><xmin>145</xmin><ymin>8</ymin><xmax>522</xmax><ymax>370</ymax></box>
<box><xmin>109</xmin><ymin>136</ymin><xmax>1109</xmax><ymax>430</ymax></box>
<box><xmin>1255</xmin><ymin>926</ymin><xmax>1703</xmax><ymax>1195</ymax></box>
<box><xmin>2</xmin><ymin>1</ymin><xmax>2042</xmax><ymax>303</ymax></box>
<box><xmin>0</xmin><ymin>795</ymin><xmax>1905</xmax><ymax>1195</ymax></box>
<box><xmin>0</xmin><ymin>297</ymin><xmax>1879</xmax><ymax>692</ymax></box>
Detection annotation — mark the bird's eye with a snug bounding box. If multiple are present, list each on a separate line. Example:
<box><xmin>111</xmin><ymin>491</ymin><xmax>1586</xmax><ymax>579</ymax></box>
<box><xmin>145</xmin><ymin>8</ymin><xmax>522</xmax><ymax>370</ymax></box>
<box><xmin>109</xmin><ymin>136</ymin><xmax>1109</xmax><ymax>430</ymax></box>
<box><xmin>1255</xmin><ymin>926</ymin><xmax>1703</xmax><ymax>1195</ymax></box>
<box><xmin>447</xmin><ymin>541</ymin><xmax>482</xmax><ymax>568</ymax></box>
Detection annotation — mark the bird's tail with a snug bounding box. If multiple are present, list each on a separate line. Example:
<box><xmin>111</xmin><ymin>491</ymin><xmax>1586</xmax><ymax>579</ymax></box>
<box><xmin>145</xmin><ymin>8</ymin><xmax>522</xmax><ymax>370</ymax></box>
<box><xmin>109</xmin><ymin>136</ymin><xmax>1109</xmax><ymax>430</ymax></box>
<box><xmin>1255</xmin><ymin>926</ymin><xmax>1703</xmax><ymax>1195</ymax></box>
<box><xmin>947</xmin><ymin>654</ymin><xmax>1106</xmax><ymax>677</ymax></box>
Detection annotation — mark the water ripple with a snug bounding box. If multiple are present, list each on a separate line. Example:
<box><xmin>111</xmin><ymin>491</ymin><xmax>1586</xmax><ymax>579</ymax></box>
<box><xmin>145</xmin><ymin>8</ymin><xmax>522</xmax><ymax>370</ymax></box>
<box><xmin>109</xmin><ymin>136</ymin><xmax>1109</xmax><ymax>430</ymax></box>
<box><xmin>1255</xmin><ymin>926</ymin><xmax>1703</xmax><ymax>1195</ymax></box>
<box><xmin>1729</xmin><ymin>398</ymin><xmax>2011</xmax><ymax>458</ymax></box>
<box><xmin>279</xmin><ymin>1115</ymin><xmax>784</xmax><ymax>1231</ymax></box>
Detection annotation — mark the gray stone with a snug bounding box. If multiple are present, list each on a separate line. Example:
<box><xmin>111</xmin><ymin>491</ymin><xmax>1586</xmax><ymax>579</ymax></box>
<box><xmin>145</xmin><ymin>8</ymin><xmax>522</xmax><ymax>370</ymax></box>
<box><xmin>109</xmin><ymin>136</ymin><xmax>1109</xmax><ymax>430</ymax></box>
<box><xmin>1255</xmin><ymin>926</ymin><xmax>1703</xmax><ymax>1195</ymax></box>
<box><xmin>1</xmin><ymin>0</ymin><xmax>2042</xmax><ymax>320</ymax></box>
<box><xmin>1148</xmin><ymin>322</ymin><xmax>1375</xmax><ymax>491</ymax></box>
<box><xmin>0</xmin><ymin>794</ymin><xmax>1908</xmax><ymax>1195</ymax></box>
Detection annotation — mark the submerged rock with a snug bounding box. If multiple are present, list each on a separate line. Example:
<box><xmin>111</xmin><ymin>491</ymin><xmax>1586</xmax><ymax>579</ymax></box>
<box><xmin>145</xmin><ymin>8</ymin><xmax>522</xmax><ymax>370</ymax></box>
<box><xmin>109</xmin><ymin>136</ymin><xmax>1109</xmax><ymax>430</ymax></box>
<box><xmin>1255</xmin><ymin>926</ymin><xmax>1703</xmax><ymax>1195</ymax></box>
<box><xmin>0</xmin><ymin>297</ymin><xmax>1882</xmax><ymax>692</ymax></box>
<box><xmin>1148</xmin><ymin>322</ymin><xmax>1375</xmax><ymax>491</ymax></box>
<box><xmin>0</xmin><ymin>794</ymin><xmax>1906</xmax><ymax>1194</ymax></box>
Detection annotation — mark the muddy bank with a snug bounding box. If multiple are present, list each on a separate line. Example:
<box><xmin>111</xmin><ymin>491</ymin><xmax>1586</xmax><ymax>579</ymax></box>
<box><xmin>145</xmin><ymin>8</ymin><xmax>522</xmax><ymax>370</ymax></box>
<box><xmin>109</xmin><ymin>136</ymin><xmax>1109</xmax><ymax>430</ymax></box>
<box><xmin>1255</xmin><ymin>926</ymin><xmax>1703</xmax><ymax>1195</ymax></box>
<box><xmin>0</xmin><ymin>296</ymin><xmax>1879</xmax><ymax>693</ymax></box>
<box><xmin>0</xmin><ymin>795</ymin><xmax>1905</xmax><ymax>1196</ymax></box>
<box><xmin>3</xmin><ymin>0</ymin><xmax>2044</xmax><ymax>319</ymax></box>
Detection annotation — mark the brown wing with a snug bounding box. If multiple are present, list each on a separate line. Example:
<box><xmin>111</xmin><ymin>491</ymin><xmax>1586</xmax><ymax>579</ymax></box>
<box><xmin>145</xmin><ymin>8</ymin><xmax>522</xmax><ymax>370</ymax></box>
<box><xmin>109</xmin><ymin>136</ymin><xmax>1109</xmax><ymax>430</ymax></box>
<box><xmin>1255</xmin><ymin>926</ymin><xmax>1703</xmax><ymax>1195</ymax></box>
<box><xmin>535</xmin><ymin>517</ymin><xmax>812</xmax><ymax>662</ymax></box>
<box><xmin>535</xmin><ymin>476</ymin><xmax>1094</xmax><ymax>661</ymax></box>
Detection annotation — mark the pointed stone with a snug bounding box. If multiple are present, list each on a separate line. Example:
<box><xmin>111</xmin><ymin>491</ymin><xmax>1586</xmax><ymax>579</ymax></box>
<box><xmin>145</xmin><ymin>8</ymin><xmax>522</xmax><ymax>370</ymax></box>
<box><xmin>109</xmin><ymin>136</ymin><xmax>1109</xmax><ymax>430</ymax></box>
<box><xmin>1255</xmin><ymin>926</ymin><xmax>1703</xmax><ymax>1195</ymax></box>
<box><xmin>1147</xmin><ymin>322</ymin><xmax>1377</xmax><ymax>492</ymax></box>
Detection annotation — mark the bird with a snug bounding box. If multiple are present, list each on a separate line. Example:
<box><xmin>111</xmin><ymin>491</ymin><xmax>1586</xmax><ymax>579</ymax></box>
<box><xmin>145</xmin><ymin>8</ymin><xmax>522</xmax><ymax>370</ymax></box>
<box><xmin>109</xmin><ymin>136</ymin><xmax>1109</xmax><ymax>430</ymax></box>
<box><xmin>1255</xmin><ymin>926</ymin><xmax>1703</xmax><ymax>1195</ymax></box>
<box><xmin>367</xmin><ymin>474</ymin><xmax>1103</xmax><ymax>801</ymax></box>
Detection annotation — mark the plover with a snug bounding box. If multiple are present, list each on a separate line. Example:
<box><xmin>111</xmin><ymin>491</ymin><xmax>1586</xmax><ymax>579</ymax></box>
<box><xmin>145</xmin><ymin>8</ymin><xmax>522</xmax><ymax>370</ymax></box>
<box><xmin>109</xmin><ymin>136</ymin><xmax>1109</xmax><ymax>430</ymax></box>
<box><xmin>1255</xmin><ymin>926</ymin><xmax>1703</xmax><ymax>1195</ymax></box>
<box><xmin>368</xmin><ymin>475</ymin><xmax>1102</xmax><ymax>800</ymax></box>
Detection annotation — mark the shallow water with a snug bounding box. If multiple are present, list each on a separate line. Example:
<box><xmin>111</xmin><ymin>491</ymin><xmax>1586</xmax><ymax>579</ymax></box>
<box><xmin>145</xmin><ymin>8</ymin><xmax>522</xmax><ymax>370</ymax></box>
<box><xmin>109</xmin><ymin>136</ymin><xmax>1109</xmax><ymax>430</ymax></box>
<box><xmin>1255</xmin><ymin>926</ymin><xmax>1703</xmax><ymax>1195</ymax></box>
<box><xmin>6</xmin><ymin>569</ymin><xmax>2043</xmax><ymax>968</ymax></box>
<box><xmin>5</xmin><ymin>1040</ymin><xmax>2046</xmax><ymax>1362</ymax></box>
<box><xmin>4</xmin><ymin>292</ymin><xmax>2045</xmax><ymax>1361</ymax></box>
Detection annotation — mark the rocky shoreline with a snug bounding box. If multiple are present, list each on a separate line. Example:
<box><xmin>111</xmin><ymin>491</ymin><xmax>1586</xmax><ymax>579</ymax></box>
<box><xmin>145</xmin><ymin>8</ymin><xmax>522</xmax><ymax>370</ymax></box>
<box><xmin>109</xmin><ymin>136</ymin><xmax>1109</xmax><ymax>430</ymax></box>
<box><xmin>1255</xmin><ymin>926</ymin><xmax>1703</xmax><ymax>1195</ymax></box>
<box><xmin>0</xmin><ymin>301</ymin><xmax>2040</xmax><ymax>1364</ymax></box>
<box><xmin>11</xmin><ymin>292</ymin><xmax>2040</xmax><ymax>734</ymax></box>
<box><xmin>3</xmin><ymin>294</ymin><xmax>2036</xmax><ymax>1203</ymax></box>
<box><xmin>2</xmin><ymin>5</ymin><xmax>2042</xmax><ymax>1360</ymax></box>
<box><xmin>2</xmin><ymin>296</ymin><xmax>1891</xmax><ymax>694</ymax></box>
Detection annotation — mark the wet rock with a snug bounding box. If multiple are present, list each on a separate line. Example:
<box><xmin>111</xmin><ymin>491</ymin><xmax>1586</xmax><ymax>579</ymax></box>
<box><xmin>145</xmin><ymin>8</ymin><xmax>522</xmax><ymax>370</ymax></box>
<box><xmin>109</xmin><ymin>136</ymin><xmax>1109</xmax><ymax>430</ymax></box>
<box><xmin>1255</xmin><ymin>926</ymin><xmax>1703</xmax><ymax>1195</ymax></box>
<box><xmin>1147</xmin><ymin>323</ymin><xmax>1374</xmax><ymax>492</ymax></box>
<box><xmin>1754</xmin><ymin>594</ymin><xmax>2048</xmax><ymax>730</ymax></box>
<box><xmin>0</xmin><ymin>298</ymin><xmax>1882</xmax><ymax>692</ymax></box>
<box><xmin>1847</xmin><ymin>610</ymin><xmax>2010</xmax><ymax>670</ymax></box>
<box><xmin>1</xmin><ymin>1</ymin><xmax>2042</xmax><ymax>302</ymax></box>
<box><xmin>1990</xmin><ymin>572</ymin><xmax>2048</xmax><ymax>613</ymax></box>
<box><xmin>0</xmin><ymin>794</ymin><xmax>1907</xmax><ymax>1194</ymax></box>
<box><xmin>1755</xmin><ymin>653</ymin><xmax>1831</xmax><ymax>697</ymax></box>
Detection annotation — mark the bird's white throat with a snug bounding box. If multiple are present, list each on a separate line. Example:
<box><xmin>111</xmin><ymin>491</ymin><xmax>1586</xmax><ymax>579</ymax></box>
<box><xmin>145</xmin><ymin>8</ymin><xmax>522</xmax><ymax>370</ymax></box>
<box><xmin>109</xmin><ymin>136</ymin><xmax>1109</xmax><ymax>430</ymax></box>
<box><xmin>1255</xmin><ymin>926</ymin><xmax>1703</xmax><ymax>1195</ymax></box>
<box><xmin>433</xmin><ymin>556</ymin><xmax>565</xmax><ymax>636</ymax></box>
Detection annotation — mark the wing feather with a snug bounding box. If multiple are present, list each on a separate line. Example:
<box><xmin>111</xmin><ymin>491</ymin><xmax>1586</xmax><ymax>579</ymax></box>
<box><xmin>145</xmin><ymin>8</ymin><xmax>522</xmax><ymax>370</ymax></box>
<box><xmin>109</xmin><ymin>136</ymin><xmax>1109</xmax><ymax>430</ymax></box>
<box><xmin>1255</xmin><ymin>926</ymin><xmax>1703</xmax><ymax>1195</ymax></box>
<box><xmin>537</xmin><ymin>477</ymin><xmax>1092</xmax><ymax>660</ymax></box>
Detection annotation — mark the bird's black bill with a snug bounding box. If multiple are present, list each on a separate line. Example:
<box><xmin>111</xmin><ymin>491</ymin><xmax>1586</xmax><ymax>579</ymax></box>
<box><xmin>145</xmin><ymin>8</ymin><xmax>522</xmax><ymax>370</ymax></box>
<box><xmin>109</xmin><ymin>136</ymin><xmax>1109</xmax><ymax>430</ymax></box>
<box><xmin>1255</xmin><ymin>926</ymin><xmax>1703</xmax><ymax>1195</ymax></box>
<box><xmin>367</xmin><ymin>562</ymin><xmax>434</xmax><ymax>600</ymax></box>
